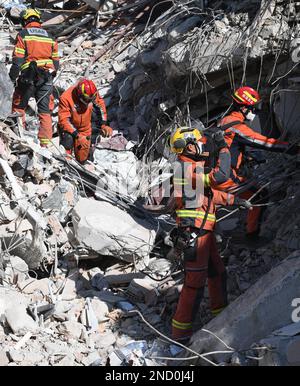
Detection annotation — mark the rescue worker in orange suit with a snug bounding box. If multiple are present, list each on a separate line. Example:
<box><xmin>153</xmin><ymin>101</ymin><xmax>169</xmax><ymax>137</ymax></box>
<box><xmin>9</xmin><ymin>8</ymin><xmax>59</xmax><ymax>147</ymax></box>
<box><xmin>169</xmin><ymin>127</ymin><xmax>252</xmax><ymax>342</ymax></box>
<box><xmin>217</xmin><ymin>86</ymin><xmax>299</xmax><ymax>238</ymax></box>
<box><xmin>58</xmin><ymin>79</ymin><xmax>113</xmax><ymax>163</ymax></box>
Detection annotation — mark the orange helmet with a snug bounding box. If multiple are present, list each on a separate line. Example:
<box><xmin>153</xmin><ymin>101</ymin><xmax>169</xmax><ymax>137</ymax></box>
<box><xmin>232</xmin><ymin>86</ymin><xmax>261</xmax><ymax>107</ymax></box>
<box><xmin>77</xmin><ymin>79</ymin><xmax>97</xmax><ymax>104</ymax></box>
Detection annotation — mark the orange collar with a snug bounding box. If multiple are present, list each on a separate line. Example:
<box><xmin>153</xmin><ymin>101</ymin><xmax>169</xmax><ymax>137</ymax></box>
<box><xmin>25</xmin><ymin>21</ymin><xmax>42</xmax><ymax>28</ymax></box>
<box><xmin>178</xmin><ymin>154</ymin><xmax>205</xmax><ymax>164</ymax></box>
<box><xmin>229</xmin><ymin>110</ymin><xmax>245</xmax><ymax>122</ymax></box>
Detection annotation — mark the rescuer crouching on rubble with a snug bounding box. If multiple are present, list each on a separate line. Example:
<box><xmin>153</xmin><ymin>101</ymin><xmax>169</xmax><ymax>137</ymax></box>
<box><xmin>215</xmin><ymin>86</ymin><xmax>300</xmax><ymax>240</ymax></box>
<box><xmin>168</xmin><ymin>127</ymin><xmax>252</xmax><ymax>342</ymax></box>
<box><xmin>9</xmin><ymin>8</ymin><xmax>59</xmax><ymax>147</ymax></box>
<box><xmin>58</xmin><ymin>79</ymin><xmax>113</xmax><ymax>163</ymax></box>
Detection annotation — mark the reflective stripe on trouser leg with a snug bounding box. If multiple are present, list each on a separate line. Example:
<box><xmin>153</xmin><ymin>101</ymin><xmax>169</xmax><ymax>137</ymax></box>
<box><xmin>172</xmin><ymin>233</ymin><xmax>210</xmax><ymax>341</ymax></box>
<box><xmin>38</xmin><ymin>113</ymin><xmax>53</xmax><ymax>146</ymax></box>
<box><xmin>207</xmin><ymin>233</ymin><xmax>228</xmax><ymax>313</ymax></box>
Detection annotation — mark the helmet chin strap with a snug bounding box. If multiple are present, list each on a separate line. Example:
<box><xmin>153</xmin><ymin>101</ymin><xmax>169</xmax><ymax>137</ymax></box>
<box><xmin>195</xmin><ymin>142</ymin><xmax>203</xmax><ymax>157</ymax></box>
<box><xmin>78</xmin><ymin>96</ymin><xmax>89</xmax><ymax>106</ymax></box>
<box><xmin>186</xmin><ymin>141</ymin><xmax>204</xmax><ymax>161</ymax></box>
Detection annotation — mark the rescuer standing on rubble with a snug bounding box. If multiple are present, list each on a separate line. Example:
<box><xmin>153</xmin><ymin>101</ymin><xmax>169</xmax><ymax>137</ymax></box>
<box><xmin>9</xmin><ymin>8</ymin><xmax>59</xmax><ymax>147</ymax></box>
<box><xmin>216</xmin><ymin>86</ymin><xmax>299</xmax><ymax>239</ymax></box>
<box><xmin>169</xmin><ymin>127</ymin><xmax>252</xmax><ymax>342</ymax></box>
<box><xmin>58</xmin><ymin>79</ymin><xmax>113</xmax><ymax>163</ymax></box>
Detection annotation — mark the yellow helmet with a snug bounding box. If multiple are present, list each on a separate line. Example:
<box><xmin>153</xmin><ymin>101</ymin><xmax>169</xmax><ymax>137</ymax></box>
<box><xmin>20</xmin><ymin>8</ymin><xmax>41</xmax><ymax>24</ymax></box>
<box><xmin>169</xmin><ymin>127</ymin><xmax>202</xmax><ymax>154</ymax></box>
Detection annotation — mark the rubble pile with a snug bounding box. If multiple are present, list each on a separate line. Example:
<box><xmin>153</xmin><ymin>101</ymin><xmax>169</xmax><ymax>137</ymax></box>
<box><xmin>0</xmin><ymin>0</ymin><xmax>300</xmax><ymax>367</ymax></box>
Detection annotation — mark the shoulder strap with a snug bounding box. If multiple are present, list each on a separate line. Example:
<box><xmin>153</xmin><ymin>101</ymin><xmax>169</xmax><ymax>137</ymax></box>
<box><xmin>218</xmin><ymin>120</ymin><xmax>242</xmax><ymax>131</ymax></box>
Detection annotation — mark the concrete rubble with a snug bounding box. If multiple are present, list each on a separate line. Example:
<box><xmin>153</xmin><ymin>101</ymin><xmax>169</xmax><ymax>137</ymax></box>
<box><xmin>0</xmin><ymin>0</ymin><xmax>299</xmax><ymax>367</ymax></box>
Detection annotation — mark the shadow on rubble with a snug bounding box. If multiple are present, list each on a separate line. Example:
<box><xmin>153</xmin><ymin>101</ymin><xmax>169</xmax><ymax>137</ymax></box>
<box><xmin>104</xmin><ymin>0</ymin><xmax>264</xmax><ymax>160</ymax></box>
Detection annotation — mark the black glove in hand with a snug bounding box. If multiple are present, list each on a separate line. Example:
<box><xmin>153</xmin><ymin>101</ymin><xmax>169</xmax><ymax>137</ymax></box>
<box><xmin>71</xmin><ymin>130</ymin><xmax>79</xmax><ymax>139</ymax></box>
<box><xmin>234</xmin><ymin>197</ymin><xmax>253</xmax><ymax>209</ymax></box>
<box><xmin>214</xmin><ymin>130</ymin><xmax>227</xmax><ymax>149</ymax></box>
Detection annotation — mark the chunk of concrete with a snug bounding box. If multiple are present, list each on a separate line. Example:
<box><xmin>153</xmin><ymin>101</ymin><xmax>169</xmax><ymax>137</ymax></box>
<box><xmin>18</xmin><ymin>278</ymin><xmax>51</xmax><ymax>296</ymax></box>
<box><xmin>5</xmin><ymin>304</ymin><xmax>38</xmax><ymax>336</ymax></box>
<box><xmin>94</xmin><ymin>331</ymin><xmax>116</xmax><ymax>349</ymax></box>
<box><xmin>126</xmin><ymin>277</ymin><xmax>159</xmax><ymax>305</ymax></box>
<box><xmin>259</xmin><ymin>335</ymin><xmax>300</xmax><ymax>366</ymax></box>
<box><xmin>90</xmin><ymin>298</ymin><xmax>109</xmax><ymax>322</ymax></box>
<box><xmin>0</xmin><ymin>350</ymin><xmax>9</xmax><ymax>366</ymax></box>
<box><xmin>42</xmin><ymin>178</ymin><xmax>78</xmax><ymax>222</ymax></box>
<box><xmin>0</xmin><ymin>63</ymin><xmax>13</xmax><ymax>118</ymax></box>
<box><xmin>57</xmin><ymin>321</ymin><xmax>83</xmax><ymax>340</ymax></box>
<box><xmin>81</xmin><ymin>351</ymin><xmax>102</xmax><ymax>366</ymax></box>
<box><xmin>187</xmin><ymin>252</ymin><xmax>300</xmax><ymax>363</ymax></box>
<box><xmin>4</xmin><ymin>256</ymin><xmax>29</xmax><ymax>284</ymax></box>
<box><xmin>0</xmin><ymin>287</ymin><xmax>38</xmax><ymax>335</ymax></box>
<box><xmin>72</xmin><ymin>199</ymin><xmax>156</xmax><ymax>267</ymax></box>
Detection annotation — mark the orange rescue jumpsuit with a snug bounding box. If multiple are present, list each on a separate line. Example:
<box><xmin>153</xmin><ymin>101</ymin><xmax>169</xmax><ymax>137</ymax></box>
<box><xmin>172</xmin><ymin>147</ymin><xmax>235</xmax><ymax>341</ymax></box>
<box><xmin>217</xmin><ymin>111</ymin><xmax>293</xmax><ymax>234</ymax></box>
<box><xmin>9</xmin><ymin>21</ymin><xmax>59</xmax><ymax>146</ymax></box>
<box><xmin>58</xmin><ymin>85</ymin><xmax>111</xmax><ymax>163</ymax></box>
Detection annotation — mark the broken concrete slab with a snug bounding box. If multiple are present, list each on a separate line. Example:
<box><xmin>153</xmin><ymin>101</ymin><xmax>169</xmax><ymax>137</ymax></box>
<box><xmin>42</xmin><ymin>178</ymin><xmax>79</xmax><ymax>222</ymax></box>
<box><xmin>72</xmin><ymin>198</ymin><xmax>156</xmax><ymax>267</ymax></box>
<box><xmin>0</xmin><ymin>287</ymin><xmax>38</xmax><ymax>335</ymax></box>
<box><xmin>0</xmin><ymin>63</ymin><xmax>13</xmax><ymax>118</ymax></box>
<box><xmin>259</xmin><ymin>334</ymin><xmax>300</xmax><ymax>366</ymax></box>
<box><xmin>5</xmin><ymin>304</ymin><xmax>38</xmax><ymax>336</ymax></box>
<box><xmin>94</xmin><ymin>330</ymin><xmax>116</xmax><ymax>350</ymax></box>
<box><xmin>0</xmin><ymin>350</ymin><xmax>9</xmax><ymax>366</ymax></box>
<box><xmin>90</xmin><ymin>298</ymin><xmax>109</xmax><ymax>323</ymax></box>
<box><xmin>104</xmin><ymin>272</ymin><xmax>145</xmax><ymax>287</ymax></box>
<box><xmin>57</xmin><ymin>321</ymin><xmax>83</xmax><ymax>340</ymax></box>
<box><xmin>4</xmin><ymin>256</ymin><xmax>29</xmax><ymax>284</ymax></box>
<box><xmin>126</xmin><ymin>277</ymin><xmax>159</xmax><ymax>305</ymax></box>
<box><xmin>18</xmin><ymin>278</ymin><xmax>51</xmax><ymax>296</ymax></box>
<box><xmin>81</xmin><ymin>351</ymin><xmax>102</xmax><ymax>366</ymax></box>
<box><xmin>0</xmin><ymin>159</ymin><xmax>47</xmax><ymax>230</ymax></box>
<box><xmin>80</xmin><ymin>289</ymin><xmax>125</xmax><ymax>305</ymax></box>
<box><xmin>60</xmin><ymin>269</ymin><xmax>80</xmax><ymax>301</ymax></box>
<box><xmin>187</xmin><ymin>252</ymin><xmax>300</xmax><ymax>363</ymax></box>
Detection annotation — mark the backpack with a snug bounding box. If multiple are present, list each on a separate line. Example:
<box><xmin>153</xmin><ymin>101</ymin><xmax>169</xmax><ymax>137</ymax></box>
<box><xmin>202</xmin><ymin>120</ymin><xmax>242</xmax><ymax>168</ymax></box>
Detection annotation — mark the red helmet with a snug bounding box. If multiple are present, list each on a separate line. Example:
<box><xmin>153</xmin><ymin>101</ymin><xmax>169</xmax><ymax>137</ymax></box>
<box><xmin>232</xmin><ymin>86</ymin><xmax>261</xmax><ymax>106</ymax></box>
<box><xmin>77</xmin><ymin>79</ymin><xmax>97</xmax><ymax>103</ymax></box>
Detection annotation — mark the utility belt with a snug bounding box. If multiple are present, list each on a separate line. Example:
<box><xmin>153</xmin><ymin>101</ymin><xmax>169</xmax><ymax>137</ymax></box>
<box><xmin>18</xmin><ymin>61</ymin><xmax>53</xmax><ymax>88</ymax></box>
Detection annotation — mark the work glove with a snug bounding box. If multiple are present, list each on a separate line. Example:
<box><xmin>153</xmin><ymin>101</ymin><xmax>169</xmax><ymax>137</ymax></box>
<box><xmin>234</xmin><ymin>197</ymin><xmax>253</xmax><ymax>209</ymax></box>
<box><xmin>213</xmin><ymin>130</ymin><xmax>227</xmax><ymax>150</ymax></box>
<box><xmin>100</xmin><ymin>124</ymin><xmax>113</xmax><ymax>138</ymax></box>
<box><xmin>71</xmin><ymin>130</ymin><xmax>79</xmax><ymax>139</ymax></box>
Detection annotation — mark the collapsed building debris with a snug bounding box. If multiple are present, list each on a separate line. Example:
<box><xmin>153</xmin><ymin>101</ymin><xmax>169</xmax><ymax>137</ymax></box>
<box><xmin>0</xmin><ymin>0</ymin><xmax>300</xmax><ymax>367</ymax></box>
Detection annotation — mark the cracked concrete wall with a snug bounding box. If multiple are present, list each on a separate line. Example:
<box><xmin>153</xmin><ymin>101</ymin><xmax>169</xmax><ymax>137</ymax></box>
<box><xmin>109</xmin><ymin>0</ymin><xmax>299</xmax><ymax>141</ymax></box>
<box><xmin>186</xmin><ymin>252</ymin><xmax>300</xmax><ymax>364</ymax></box>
